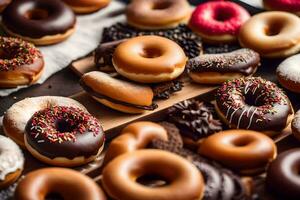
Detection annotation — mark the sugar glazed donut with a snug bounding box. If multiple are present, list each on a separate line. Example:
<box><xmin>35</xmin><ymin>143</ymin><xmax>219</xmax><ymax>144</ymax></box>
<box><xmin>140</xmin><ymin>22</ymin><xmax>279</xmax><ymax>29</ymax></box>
<box><xmin>266</xmin><ymin>149</ymin><xmax>300</xmax><ymax>200</ymax></box>
<box><xmin>3</xmin><ymin>96</ymin><xmax>87</xmax><ymax>147</ymax></box>
<box><xmin>187</xmin><ymin>48</ymin><xmax>260</xmax><ymax>84</ymax></box>
<box><xmin>263</xmin><ymin>0</ymin><xmax>300</xmax><ymax>16</ymax></box>
<box><xmin>25</xmin><ymin>106</ymin><xmax>105</xmax><ymax>167</ymax></box>
<box><xmin>15</xmin><ymin>168</ymin><xmax>107</xmax><ymax>200</ymax></box>
<box><xmin>2</xmin><ymin>0</ymin><xmax>76</xmax><ymax>45</ymax></box>
<box><xmin>277</xmin><ymin>54</ymin><xmax>300</xmax><ymax>93</ymax></box>
<box><xmin>126</xmin><ymin>0</ymin><xmax>191</xmax><ymax>30</ymax></box>
<box><xmin>239</xmin><ymin>11</ymin><xmax>300</xmax><ymax>58</ymax></box>
<box><xmin>0</xmin><ymin>135</ymin><xmax>24</xmax><ymax>189</ymax></box>
<box><xmin>292</xmin><ymin>110</ymin><xmax>300</xmax><ymax>141</ymax></box>
<box><xmin>0</xmin><ymin>37</ymin><xmax>44</xmax><ymax>88</ymax></box>
<box><xmin>199</xmin><ymin>130</ymin><xmax>277</xmax><ymax>175</ymax></box>
<box><xmin>189</xmin><ymin>1</ymin><xmax>250</xmax><ymax>43</ymax></box>
<box><xmin>215</xmin><ymin>77</ymin><xmax>294</xmax><ymax>136</ymax></box>
<box><xmin>62</xmin><ymin>0</ymin><xmax>111</xmax><ymax>14</ymax></box>
<box><xmin>112</xmin><ymin>35</ymin><xmax>187</xmax><ymax>83</ymax></box>
<box><xmin>102</xmin><ymin>122</ymin><xmax>205</xmax><ymax>200</ymax></box>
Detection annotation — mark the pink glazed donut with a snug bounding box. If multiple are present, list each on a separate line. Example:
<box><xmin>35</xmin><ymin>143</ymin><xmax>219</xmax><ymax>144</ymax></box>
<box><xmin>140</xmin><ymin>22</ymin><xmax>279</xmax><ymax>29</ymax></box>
<box><xmin>189</xmin><ymin>1</ymin><xmax>250</xmax><ymax>43</ymax></box>
<box><xmin>263</xmin><ymin>0</ymin><xmax>300</xmax><ymax>15</ymax></box>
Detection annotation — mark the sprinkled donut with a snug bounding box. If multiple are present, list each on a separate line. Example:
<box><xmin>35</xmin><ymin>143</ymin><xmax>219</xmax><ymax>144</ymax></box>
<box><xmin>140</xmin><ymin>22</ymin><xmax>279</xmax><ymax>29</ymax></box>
<box><xmin>187</xmin><ymin>48</ymin><xmax>260</xmax><ymax>84</ymax></box>
<box><xmin>277</xmin><ymin>54</ymin><xmax>300</xmax><ymax>93</ymax></box>
<box><xmin>0</xmin><ymin>135</ymin><xmax>24</xmax><ymax>189</ymax></box>
<box><xmin>25</xmin><ymin>106</ymin><xmax>105</xmax><ymax>167</ymax></box>
<box><xmin>263</xmin><ymin>0</ymin><xmax>300</xmax><ymax>15</ymax></box>
<box><xmin>215</xmin><ymin>77</ymin><xmax>294</xmax><ymax>136</ymax></box>
<box><xmin>0</xmin><ymin>37</ymin><xmax>44</xmax><ymax>88</ymax></box>
<box><xmin>189</xmin><ymin>1</ymin><xmax>250</xmax><ymax>43</ymax></box>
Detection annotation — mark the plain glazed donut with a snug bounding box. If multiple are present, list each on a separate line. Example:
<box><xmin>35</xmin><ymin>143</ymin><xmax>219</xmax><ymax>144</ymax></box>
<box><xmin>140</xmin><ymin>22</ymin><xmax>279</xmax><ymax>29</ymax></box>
<box><xmin>25</xmin><ymin>106</ymin><xmax>105</xmax><ymax>167</ymax></box>
<box><xmin>3</xmin><ymin>96</ymin><xmax>87</xmax><ymax>147</ymax></box>
<box><xmin>112</xmin><ymin>35</ymin><xmax>187</xmax><ymax>83</ymax></box>
<box><xmin>102</xmin><ymin>149</ymin><xmax>204</xmax><ymax>200</ymax></box>
<box><xmin>199</xmin><ymin>130</ymin><xmax>277</xmax><ymax>175</ymax></box>
<box><xmin>277</xmin><ymin>54</ymin><xmax>300</xmax><ymax>93</ymax></box>
<box><xmin>62</xmin><ymin>0</ymin><xmax>111</xmax><ymax>14</ymax></box>
<box><xmin>239</xmin><ymin>11</ymin><xmax>300</xmax><ymax>58</ymax></box>
<box><xmin>189</xmin><ymin>1</ymin><xmax>250</xmax><ymax>43</ymax></box>
<box><xmin>263</xmin><ymin>0</ymin><xmax>300</xmax><ymax>16</ymax></box>
<box><xmin>2</xmin><ymin>0</ymin><xmax>76</xmax><ymax>45</ymax></box>
<box><xmin>0</xmin><ymin>37</ymin><xmax>44</xmax><ymax>88</ymax></box>
<box><xmin>215</xmin><ymin>77</ymin><xmax>294</xmax><ymax>136</ymax></box>
<box><xmin>266</xmin><ymin>149</ymin><xmax>300</xmax><ymax>200</ymax></box>
<box><xmin>0</xmin><ymin>135</ymin><xmax>24</xmax><ymax>189</ymax></box>
<box><xmin>126</xmin><ymin>0</ymin><xmax>191</xmax><ymax>30</ymax></box>
<box><xmin>15</xmin><ymin>168</ymin><xmax>107</xmax><ymax>200</ymax></box>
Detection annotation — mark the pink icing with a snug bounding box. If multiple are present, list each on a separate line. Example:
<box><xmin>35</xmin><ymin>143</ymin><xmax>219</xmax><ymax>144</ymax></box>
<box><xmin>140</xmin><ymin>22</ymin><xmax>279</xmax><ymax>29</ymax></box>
<box><xmin>265</xmin><ymin>0</ymin><xmax>300</xmax><ymax>12</ymax></box>
<box><xmin>189</xmin><ymin>1</ymin><xmax>250</xmax><ymax>35</ymax></box>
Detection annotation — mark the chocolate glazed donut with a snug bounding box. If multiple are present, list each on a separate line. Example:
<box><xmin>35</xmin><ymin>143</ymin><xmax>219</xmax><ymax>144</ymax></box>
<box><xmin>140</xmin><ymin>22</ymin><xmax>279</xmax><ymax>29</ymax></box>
<box><xmin>2</xmin><ymin>0</ymin><xmax>76</xmax><ymax>45</ymax></box>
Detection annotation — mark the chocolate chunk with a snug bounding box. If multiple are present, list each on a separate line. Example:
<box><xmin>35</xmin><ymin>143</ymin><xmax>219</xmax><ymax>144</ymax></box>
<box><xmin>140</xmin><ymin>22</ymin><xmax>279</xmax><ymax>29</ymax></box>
<box><xmin>151</xmin><ymin>80</ymin><xmax>184</xmax><ymax>99</ymax></box>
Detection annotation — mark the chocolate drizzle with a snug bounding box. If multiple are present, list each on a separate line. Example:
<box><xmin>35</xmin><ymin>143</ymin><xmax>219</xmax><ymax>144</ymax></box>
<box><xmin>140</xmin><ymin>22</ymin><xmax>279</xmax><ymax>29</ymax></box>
<box><xmin>167</xmin><ymin>100</ymin><xmax>223</xmax><ymax>140</ymax></box>
<box><xmin>187</xmin><ymin>48</ymin><xmax>260</xmax><ymax>75</ymax></box>
<box><xmin>151</xmin><ymin>80</ymin><xmax>184</xmax><ymax>99</ymax></box>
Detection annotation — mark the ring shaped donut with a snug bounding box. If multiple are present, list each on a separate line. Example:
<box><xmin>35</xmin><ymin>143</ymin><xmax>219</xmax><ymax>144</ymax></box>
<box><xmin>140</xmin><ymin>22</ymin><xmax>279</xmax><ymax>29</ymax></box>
<box><xmin>112</xmin><ymin>35</ymin><xmax>187</xmax><ymax>83</ymax></box>
<box><xmin>266</xmin><ymin>149</ymin><xmax>300</xmax><ymax>199</ymax></box>
<box><xmin>263</xmin><ymin>0</ymin><xmax>300</xmax><ymax>15</ymax></box>
<box><xmin>126</xmin><ymin>0</ymin><xmax>191</xmax><ymax>30</ymax></box>
<box><xmin>15</xmin><ymin>168</ymin><xmax>107</xmax><ymax>200</ymax></box>
<box><xmin>239</xmin><ymin>11</ymin><xmax>300</xmax><ymax>58</ymax></box>
<box><xmin>199</xmin><ymin>130</ymin><xmax>277</xmax><ymax>175</ymax></box>
<box><xmin>62</xmin><ymin>0</ymin><xmax>111</xmax><ymax>14</ymax></box>
<box><xmin>2</xmin><ymin>0</ymin><xmax>76</xmax><ymax>45</ymax></box>
<box><xmin>102</xmin><ymin>150</ymin><xmax>204</xmax><ymax>200</ymax></box>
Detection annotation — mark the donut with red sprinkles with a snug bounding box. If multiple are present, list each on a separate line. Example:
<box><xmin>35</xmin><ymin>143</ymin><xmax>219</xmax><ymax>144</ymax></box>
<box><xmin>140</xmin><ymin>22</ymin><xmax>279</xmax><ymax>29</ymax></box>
<box><xmin>215</xmin><ymin>77</ymin><xmax>293</xmax><ymax>136</ymax></box>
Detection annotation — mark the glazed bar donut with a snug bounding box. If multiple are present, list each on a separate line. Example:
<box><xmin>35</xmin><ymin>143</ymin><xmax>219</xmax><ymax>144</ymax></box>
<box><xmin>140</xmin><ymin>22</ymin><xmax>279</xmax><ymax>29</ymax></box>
<box><xmin>113</xmin><ymin>35</ymin><xmax>187</xmax><ymax>83</ymax></box>
<box><xmin>25</xmin><ymin>106</ymin><xmax>105</xmax><ymax>167</ymax></box>
<box><xmin>0</xmin><ymin>135</ymin><xmax>24</xmax><ymax>189</ymax></box>
<box><xmin>0</xmin><ymin>37</ymin><xmax>44</xmax><ymax>88</ymax></box>
<box><xmin>15</xmin><ymin>168</ymin><xmax>107</xmax><ymax>200</ymax></box>
<box><xmin>102</xmin><ymin>149</ymin><xmax>204</xmax><ymax>200</ymax></box>
<box><xmin>266</xmin><ymin>149</ymin><xmax>300</xmax><ymax>199</ymax></box>
<box><xmin>2</xmin><ymin>0</ymin><xmax>76</xmax><ymax>45</ymax></box>
<box><xmin>187</xmin><ymin>48</ymin><xmax>260</xmax><ymax>84</ymax></box>
<box><xmin>0</xmin><ymin>0</ymin><xmax>10</xmax><ymax>12</ymax></box>
<box><xmin>199</xmin><ymin>130</ymin><xmax>277</xmax><ymax>175</ymax></box>
<box><xmin>215</xmin><ymin>77</ymin><xmax>294</xmax><ymax>136</ymax></box>
<box><xmin>239</xmin><ymin>11</ymin><xmax>300</xmax><ymax>58</ymax></box>
<box><xmin>189</xmin><ymin>1</ymin><xmax>250</xmax><ymax>43</ymax></box>
<box><xmin>3</xmin><ymin>96</ymin><xmax>87</xmax><ymax>147</ymax></box>
<box><xmin>126</xmin><ymin>0</ymin><xmax>191</xmax><ymax>30</ymax></box>
<box><xmin>62</xmin><ymin>0</ymin><xmax>111</xmax><ymax>14</ymax></box>
<box><xmin>263</xmin><ymin>0</ymin><xmax>300</xmax><ymax>16</ymax></box>
<box><xmin>277</xmin><ymin>54</ymin><xmax>300</xmax><ymax>93</ymax></box>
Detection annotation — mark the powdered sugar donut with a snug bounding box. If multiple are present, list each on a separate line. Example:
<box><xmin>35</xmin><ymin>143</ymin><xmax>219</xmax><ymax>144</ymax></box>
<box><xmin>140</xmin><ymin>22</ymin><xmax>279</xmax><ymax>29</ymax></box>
<box><xmin>0</xmin><ymin>135</ymin><xmax>24</xmax><ymax>189</ymax></box>
<box><xmin>277</xmin><ymin>54</ymin><xmax>300</xmax><ymax>93</ymax></box>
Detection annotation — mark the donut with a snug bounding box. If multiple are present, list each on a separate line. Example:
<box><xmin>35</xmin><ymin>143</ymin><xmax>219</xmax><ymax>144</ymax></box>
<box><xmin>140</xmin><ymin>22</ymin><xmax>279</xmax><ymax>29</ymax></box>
<box><xmin>62</xmin><ymin>0</ymin><xmax>111</xmax><ymax>14</ymax></box>
<box><xmin>277</xmin><ymin>54</ymin><xmax>300</xmax><ymax>93</ymax></box>
<box><xmin>215</xmin><ymin>77</ymin><xmax>294</xmax><ymax>136</ymax></box>
<box><xmin>0</xmin><ymin>37</ymin><xmax>44</xmax><ymax>88</ymax></box>
<box><xmin>25</xmin><ymin>106</ymin><xmax>104</xmax><ymax>167</ymax></box>
<box><xmin>263</xmin><ymin>0</ymin><xmax>300</xmax><ymax>16</ymax></box>
<box><xmin>187</xmin><ymin>48</ymin><xmax>260</xmax><ymax>84</ymax></box>
<box><xmin>189</xmin><ymin>1</ymin><xmax>250</xmax><ymax>43</ymax></box>
<box><xmin>3</xmin><ymin>96</ymin><xmax>87</xmax><ymax>147</ymax></box>
<box><xmin>112</xmin><ymin>35</ymin><xmax>187</xmax><ymax>83</ymax></box>
<box><xmin>126</xmin><ymin>0</ymin><xmax>191</xmax><ymax>30</ymax></box>
<box><xmin>291</xmin><ymin>110</ymin><xmax>300</xmax><ymax>141</ymax></box>
<box><xmin>266</xmin><ymin>148</ymin><xmax>300</xmax><ymax>200</ymax></box>
<box><xmin>80</xmin><ymin>71</ymin><xmax>157</xmax><ymax>114</ymax></box>
<box><xmin>15</xmin><ymin>168</ymin><xmax>107</xmax><ymax>200</ymax></box>
<box><xmin>102</xmin><ymin>149</ymin><xmax>204</xmax><ymax>200</ymax></box>
<box><xmin>2</xmin><ymin>0</ymin><xmax>76</xmax><ymax>45</ymax></box>
<box><xmin>239</xmin><ymin>11</ymin><xmax>300</xmax><ymax>58</ymax></box>
<box><xmin>0</xmin><ymin>0</ymin><xmax>10</xmax><ymax>12</ymax></box>
<box><xmin>199</xmin><ymin>130</ymin><xmax>277</xmax><ymax>175</ymax></box>
<box><xmin>0</xmin><ymin>135</ymin><xmax>24</xmax><ymax>189</ymax></box>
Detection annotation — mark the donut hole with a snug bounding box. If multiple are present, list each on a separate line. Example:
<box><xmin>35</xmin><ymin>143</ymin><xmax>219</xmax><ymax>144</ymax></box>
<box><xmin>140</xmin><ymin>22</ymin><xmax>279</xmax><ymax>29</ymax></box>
<box><xmin>136</xmin><ymin>174</ymin><xmax>168</xmax><ymax>187</ymax></box>
<box><xmin>152</xmin><ymin>2</ymin><xmax>172</xmax><ymax>10</ymax></box>
<box><xmin>244</xmin><ymin>96</ymin><xmax>264</xmax><ymax>107</ymax></box>
<box><xmin>265</xmin><ymin>22</ymin><xmax>283</xmax><ymax>36</ymax></box>
<box><xmin>140</xmin><ymin>47</ymin><xmax>163</xmax><ymax>58</ymax></box>
<box><xmin>214</xmin><ymin>9</ymin><xmax>234</xmax><ymax>22</ymax></box>
<box><xmin>232</xmin><ymin>136</ymin><xmax>253</xmax><ymax>147</ymax></box>
<box><xmin>45</xmin><ymin>193</ymin><xmax>64</xmax><ymax>200</ymax></box>
<box><xmin>0</xmin><ymin>49</ymin><xmax>15</xmax><ymax>60</ymax></box>
<box><xmin>55</xmin><ymin>119</ymin><xmax>75</xmax><ymax>133</ymax></box>
<box><xmin>25</xmin><ymin>9</ymin><xmax>48</xmax><ymax>20</ymax></box>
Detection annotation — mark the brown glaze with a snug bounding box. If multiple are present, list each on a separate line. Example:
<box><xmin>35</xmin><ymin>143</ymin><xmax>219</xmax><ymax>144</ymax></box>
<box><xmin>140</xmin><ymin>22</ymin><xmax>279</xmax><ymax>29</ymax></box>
<box><xmin>2</xmin><ymin>0</ymin><xmax>76</xmax><ymax>38</ymax></box>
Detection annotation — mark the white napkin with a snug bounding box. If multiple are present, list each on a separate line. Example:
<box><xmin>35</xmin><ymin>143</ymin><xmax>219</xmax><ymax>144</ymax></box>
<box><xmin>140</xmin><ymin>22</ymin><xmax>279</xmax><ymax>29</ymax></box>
<box><xmin>0</xmin><ymin>1</ymin><xmax>125</xmax><ymax>97</ymax></box>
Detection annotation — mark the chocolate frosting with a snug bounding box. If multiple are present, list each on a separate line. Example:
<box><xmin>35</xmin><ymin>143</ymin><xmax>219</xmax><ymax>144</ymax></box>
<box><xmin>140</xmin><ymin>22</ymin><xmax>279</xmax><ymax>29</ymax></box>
<box><xmin>2</xmin><ymin>0</ymin><xmax>76</xmax><ymax>38</ymax></box>
<box><xmin>151</xmin><ymin>80</ymin><xmax>184</xmax><ymax>99</ymax></box>
<box><xmin>187</xmin><ymin>48</ymin><xmax>260</xmax><ymax>75</ymax></box>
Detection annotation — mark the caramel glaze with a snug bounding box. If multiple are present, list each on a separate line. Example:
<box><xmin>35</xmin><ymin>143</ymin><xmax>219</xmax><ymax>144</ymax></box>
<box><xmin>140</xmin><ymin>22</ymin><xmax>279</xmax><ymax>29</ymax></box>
<box><xmin>2</xmin><ymin>0</ymin><xmax>76</xmax><ymax>38</ymax></box>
